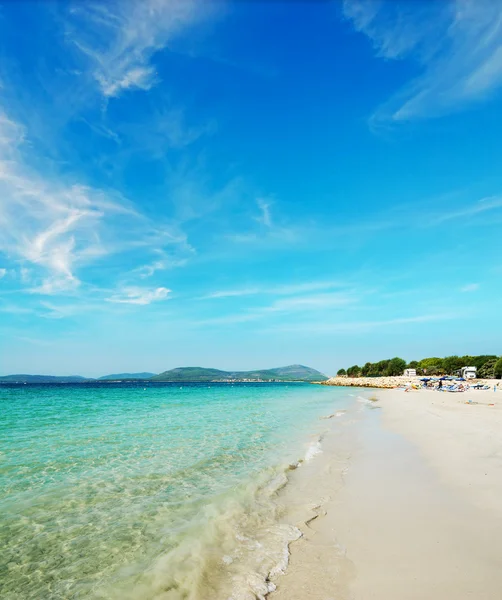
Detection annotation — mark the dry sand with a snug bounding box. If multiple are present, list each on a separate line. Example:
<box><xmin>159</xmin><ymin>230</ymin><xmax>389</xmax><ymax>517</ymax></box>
<box><xmin>271</xmin><ymin>387</ymin><xmax>502</xmax><ymax>600</ymax></box>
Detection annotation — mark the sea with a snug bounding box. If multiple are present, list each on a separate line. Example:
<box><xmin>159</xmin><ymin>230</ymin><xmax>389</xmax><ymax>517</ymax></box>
<box><xmin>0</xmin><ymin>382</ymin><xmax>350</xmax><ymax>600</ymax></box>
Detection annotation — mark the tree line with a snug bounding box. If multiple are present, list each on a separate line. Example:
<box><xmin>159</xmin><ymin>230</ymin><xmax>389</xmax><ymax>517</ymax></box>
<box><xmin>337</xmin><ymin>355</ymin><xmax>502</xmax><ymax>379</ymax></box>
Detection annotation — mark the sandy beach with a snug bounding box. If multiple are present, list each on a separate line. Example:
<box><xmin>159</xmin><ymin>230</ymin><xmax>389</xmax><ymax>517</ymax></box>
<box><xmin>271</xmin><ymin>385</ymin><xmax>502</xmax><ymax>599</ymax></box>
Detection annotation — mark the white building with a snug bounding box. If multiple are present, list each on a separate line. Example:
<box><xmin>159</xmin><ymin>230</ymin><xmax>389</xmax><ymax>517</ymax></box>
<box><xmin>404</xmin><ymin>368</ymin><xmax>417</xmax><ymax>377</ymax></box>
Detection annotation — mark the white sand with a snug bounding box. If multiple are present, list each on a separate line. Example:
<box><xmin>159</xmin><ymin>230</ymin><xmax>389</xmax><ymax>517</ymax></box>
<box><xmin>271</xmin><ymin>387</ymin><xmax>502</xmax><ymax>599</ymax></box>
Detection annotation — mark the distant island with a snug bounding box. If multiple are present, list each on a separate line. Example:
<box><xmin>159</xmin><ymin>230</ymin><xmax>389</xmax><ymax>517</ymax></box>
<box><xmin>0</xmin><ymin>374</ymin><xmax>90</xmax><ymax>383</ymax></box>
<box><xmin>151</xmin><ymin>365</ymin><xmax>326</xmax><ymax>382</ymax></box>
<box><xmin>0</xmin><ymin>365</ymin><xmax>327</xmax><ymax>384</ymax></box>
<box><xmin>98</xmin><ymin>372</ymin><xmax>156</xmax><ymax>381</ymax></box>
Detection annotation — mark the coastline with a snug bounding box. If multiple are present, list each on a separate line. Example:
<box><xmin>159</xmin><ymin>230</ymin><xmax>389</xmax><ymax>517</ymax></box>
<box><xmin>316</xmin><ymin>374</ymin><xmax>500</xmax><ymax>389</ymax></box>
<box><xmin>270</xmin><ymin>386</ymin><xmax>502</xmax><ymax>599</ymax></box>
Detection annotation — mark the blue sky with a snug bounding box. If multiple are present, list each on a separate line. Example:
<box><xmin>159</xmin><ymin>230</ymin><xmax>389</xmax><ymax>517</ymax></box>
<box><xmin>1</xmin><ymin>0</ymin><xmax>501</xmax><ymax>377</ymax></box>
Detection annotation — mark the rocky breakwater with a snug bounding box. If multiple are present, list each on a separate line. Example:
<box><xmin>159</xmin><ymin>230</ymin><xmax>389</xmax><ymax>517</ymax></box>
<box><xmin>316</xmin><ymin>376</ymin><xmax>418</xmax><ymax>389</ymax></box>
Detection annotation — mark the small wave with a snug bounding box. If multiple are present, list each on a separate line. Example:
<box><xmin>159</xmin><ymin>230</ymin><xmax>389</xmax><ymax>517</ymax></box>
<box><xmin>320</xmin><ymin>409</ymin><xmax>346</xmax><ymax>419</ymax></box>
<box><xmin>304</xmin><ymin>439</ymin><xmax>322</xmax><ymax>461</ymax></box>
<box><xmin>268</xmin><ymin>527</ymin><xmax>302</xmax><ymax>577</ymax></box>
<box><xmin>357</xmin><ymin>395</ymin><xmax>373</xmax><ymax>404</ymax></box>
<box><xmin>92</xmin><ymin>466</ymin><xmax>301</xmax><ymax>600</ymax></box>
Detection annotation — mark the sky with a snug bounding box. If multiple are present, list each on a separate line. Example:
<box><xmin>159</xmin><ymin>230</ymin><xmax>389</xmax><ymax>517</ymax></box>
<box><xmin>1</xmin><ymin>0</ymin><xmax>502</xmax><ymax>377</ymax></box>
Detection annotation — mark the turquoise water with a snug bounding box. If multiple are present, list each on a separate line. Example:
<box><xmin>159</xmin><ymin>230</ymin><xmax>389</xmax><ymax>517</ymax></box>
<box><xmin>0</xmin><ymin>382</ymin><xmax>348</xmax><ymax>599</ymax></box>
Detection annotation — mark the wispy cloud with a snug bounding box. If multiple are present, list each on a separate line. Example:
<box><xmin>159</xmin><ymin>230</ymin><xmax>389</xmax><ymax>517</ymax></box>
<box><xmin>38</xmin><ymin>301</ymin><xmax>91</xmax><ymax>319</ymax></box>
<box><xmin>106</xmin><ymin>286</ymin><xmax>171</xmax><ymax>305</ymax></box>
<box><xmin>0</xmin><ymin>303</ymin><xmax>36</xmax><ymax>315</ymax></box>
<box><xmin>197</xmin><ymin>291</ymin><xmax>357</xmax><ymax>327</ymax></box>
<box><xmin>270</xmin><ymin>312</ymin><xmax>461</xmax><ymax>334</ymax></box>
<box><xmin>255</xmin><ymin>198</ymin><xmax>273</xmax><ymax>228</ymax></box>
<box><xmin>202</xmin><ymin>288</ymin><xmax>261</xmax><ymax>300</ymax></box>
<box><xmin>135</xmin><ymin>257</ymin><xmax>189</xmax><ymax>279</ymax></box>
<box><xmin>14</xmin><ymin>335</ymin><xmax>53</xmax><ymax>347</ymax></box>
<box><xmin>68</xmin><ymin>0</ymin><xmax>219</xmax><ymax>99</ymax></box>
<box><xmin>263</xmin><ymin>292</ymin><xmax>355</xmax><ymax>313</ymax></box>
<box><xmin>343</xmin><ymin>0</ymin><xmax>502</xmax><ymax>122</ymax></box>
<box><xmin>118</xmin><ymin>108</ymin><xmax>217</xmax><ymax>158</ymax></box>
<box><xmin>431</xmin><ymin>196</ymin><xmax>502</xmax><ymax>224</ymax></box>
<box><xmin>461</xmin><ymin>283</ymin><xmax>479</xmax><ymax>293</ymax></box>
<box><xmin>0</xmin><ymin>268</ymin><xmax>6</xmax><ymax>279</ymax></box>
<box><xmin>131</xmin><ymin>246</ymin><xmax>192</xmax><ymax>279</ymax></box>
<box><xmin>0</xmin><ymin>109</ymin><xmax>190</xmax><ymax>295</ymax></box>
<box><xmin>200</xmin><ymin>280</ymin><xmax>345</xmax><ymax>300</ymax></box>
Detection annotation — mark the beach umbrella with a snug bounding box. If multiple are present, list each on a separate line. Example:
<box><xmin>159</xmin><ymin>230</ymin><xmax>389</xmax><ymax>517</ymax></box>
<box><xmin>419</xmin><ymin>378</ymin><xmax>429</xmax><ymax>381</ymax></box>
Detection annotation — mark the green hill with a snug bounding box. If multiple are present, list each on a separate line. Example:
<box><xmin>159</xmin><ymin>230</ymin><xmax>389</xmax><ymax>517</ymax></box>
<box><xmin>98</xmin><ymin>372</ymin><xmax>157</xmax><ymax>380</ymax></box>
<box><xmin>151</xmin><ymin>365</ymin><xmax>327</xmax><ymax>382</ymax></box>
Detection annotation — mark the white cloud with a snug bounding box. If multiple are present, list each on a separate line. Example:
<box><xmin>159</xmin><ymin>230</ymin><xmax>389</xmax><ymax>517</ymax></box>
<box><xmin>100</xmin><ymin>66</ymin><xmax>157</xmax><ymax>98</ymax></box>
<box><xmin>106</xmin><ymin>286</ymin><xmax>171</xmax><ymax>305</ymax></box>
<box><xmin>271</xmin><ymin>312</ymin><xmax>461</xmax><ymax>334</ymax></box>
<box><xmin>0</xmin><ymin>268</ymin><xmax>6</xmax><ymax>279</ymax></box>
<box><xmin>256</xmin><ymin>198</ymin><xmax>273</xmax><ymax>228</ymax></box>
<box><xmin>20</xmin><ymin>268</ymin><xmax>31</xmax><ymax>283</ymax></box>
<box><xmin>272</xmin><ymin>281</ymin><xmax>345</xmax><ymax>295</ymax></box>
<box><xmin>432</xmin><ymin>196</ymin><xmax>502</xmax><ymax>224</ymax></box>
<box><xmin>69</xmin><ymin>0</ymin><xmax>218</xmax><ymax>98</ymax></box>
<box><xmin>0</xmin><ymin>304</ymin><xmax>36</xmax><ymax>315</ymax></box>
<box><xmin>14</xmin><ymin>335</ymin><xmax>53</xmax><ymax>347</ymax></box>
<box><xmin>119</xmin><ymin>108</ymin><xmax>217</xmax><ymax>157</ymax></box>
<box><xmin>198</xmin><ymin>291</ymin><xmax>356</xmax><ymax>327</ymax></box>
<box><xmin>201</xmin><ymin>288</ymin><xmax>261</xmax><ymax>300</ymax></box>
<box><xmin>263</xmin><ymin>292</ymin><xmax>354</xmax><ymax>313</ymax></box>
<box><xmin>0</xmin><ymin>109</ymin><xmax>188</xmax><ymax>295</ymax></box>
<box><xmin>343</xmin><ymin>0</ymin><xmax>502</xmax><ymax>122</ymax></box>
<box><xmin>0</xmin><ymin>112</ymin><xmax>25</xmax><ymax>147</ymax></box>
<box><xmin>200</xmin><ymin>280</ymin><xmax>344</xmax><ymax>300</ymax></box>
<box><xmin>461</xmin><ymin>283</ymin><xmax>479</xmax><ymax>292</ymax></box>
<box><xmin>136</xmin><ymin>256</ymin><xmax>188</xmax><ymax>278</ymax></box>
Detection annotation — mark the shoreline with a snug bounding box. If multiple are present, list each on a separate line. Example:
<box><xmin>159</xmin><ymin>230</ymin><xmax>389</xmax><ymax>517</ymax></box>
<box><xmin>316</xmin><ymin>374</ymin><xmax>500</xmax><ymax>389</ymax></box>
<box><xmin>270</xmin><ymin>386</ymin><xmax>502</xmax><ymax>599</ymax></box>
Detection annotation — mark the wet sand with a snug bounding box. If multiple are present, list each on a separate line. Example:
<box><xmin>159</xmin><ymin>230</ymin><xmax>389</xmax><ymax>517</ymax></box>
<box><xmin>271</xmin><ymin>388</ymin><xmax>502</xmax><ymax>599</ymax></box>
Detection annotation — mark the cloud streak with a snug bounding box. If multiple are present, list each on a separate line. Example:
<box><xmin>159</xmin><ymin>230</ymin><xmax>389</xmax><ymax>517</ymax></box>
<box><xmin>106</xmin><ymin>286</ymin><xmax>171</xmax><ymax>305</ymax></box>
<box><xmin>270</xmin><ymin>312</ymin><xmax>461</xmax><ymax>334</ymax></box>
<box><xmin>343</xmin><ymin>0</ymin><xmax>502</xmax><ymax>122</ymax></box>
<box><xmin>256</xmin><ymin>198</ymin><xmax>273</xmax><ymax>228</ymax></box>
<box><xmin>431</xmin><ymin>196</ymin><xmax>502</xmax><ymax>224</ymax></box>
<box><xmin>197</xmin><ymin>290</ymin><xmax>357</xmax><ymax>327</ymax></box>
<box><xmin>200</xmin><ymin>280</ymin><xmax>345</xmax><ymax>300</ymax></box>
<box><xmin>69</xmin><ymin>0</ymin><xmax>219</xmax><ymax>99</ymax></box>
<box><xmin>0</xmin><ymin>109</ymin><xmax>190</xmax><ymax>295</ymax></box>
<box><xmin>461</xmin><ymin>283</ymin><xmax>479</xmax><ymax>293</ymax></box>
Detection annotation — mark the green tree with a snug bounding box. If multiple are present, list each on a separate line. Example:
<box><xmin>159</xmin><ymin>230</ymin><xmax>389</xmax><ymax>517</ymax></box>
<box><xmin>361</xmin><ymin>362</ymin><xmax>374</xmax><ymax>376</ymax></box>
<box><xmin>442</xmin><ymin>356</ymin><xmax>462</xmax><ymax>375</ymax></box>
<box><xmin>418</xmin><ymin>357</ymin><xmax>444</xmax><ymax>375</ymax></box>
<box><xmin>375</xmin><ymin>360</ymin><xmax>390</xmax><ymax>375</ymax></box>
<box><xmin>478</xmin><ymin>359</ymin><xmax>497</xmax><ymax>379</ymax></box>
<box><xmin>385</xmin><ymin>357</ymin><xmax>407</xmax><ymax>376</ymax></box>
<box><xmin>346</xmin><ymin>365</ymin><xmax>361</xmax><ymax>377</ymax></box>
<box><xmin>337</xmin><ymin>368</ymin><xmax>347</xmax><ymax>376</ymax></box>
<box><xmin>458</xmin><ymin>355</ymin><xmax>474</xmax><ymax>370</ymax></box>
<box><xmin>470</xmin><ymin>355</ymin><xmax>498</xmax><ymax>370</ymax></box>
<box><xmin>494</xmin><ymin>358</ymin><xmax>502</xmax><ymax>380</ymax></box>
<box><xmin>407</xmin><ymin>361</ymin><xmax>418</xmax><ymax>369</ymax></box>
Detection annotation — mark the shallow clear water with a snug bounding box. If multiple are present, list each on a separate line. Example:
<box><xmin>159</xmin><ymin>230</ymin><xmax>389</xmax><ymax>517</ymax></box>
<box><xmin>0</xmin><ymin>382</ymin><xmax>348</xmax><ymax>599</ymax></box>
